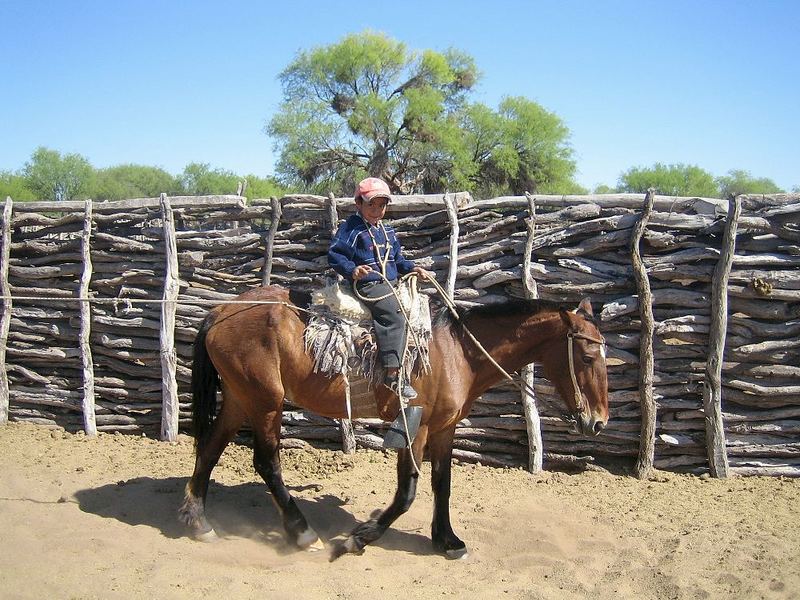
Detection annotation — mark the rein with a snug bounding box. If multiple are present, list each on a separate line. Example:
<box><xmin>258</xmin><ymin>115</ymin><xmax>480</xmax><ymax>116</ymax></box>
<box><xmin>427</xmin><ymin>276</ymin><xmax>603</xmax><ymax>425</ymax></box>
<box><xmin>426</xmin><ymin>277</ymin><xmax>543</xmax><ymax>400</ymax></box>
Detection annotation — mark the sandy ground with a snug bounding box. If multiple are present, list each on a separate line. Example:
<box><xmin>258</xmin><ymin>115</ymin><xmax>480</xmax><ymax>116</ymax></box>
<box><xmin>0</xmin><ymin>422</ymin><xmax>798</xmax><ymax>600</ymax></box>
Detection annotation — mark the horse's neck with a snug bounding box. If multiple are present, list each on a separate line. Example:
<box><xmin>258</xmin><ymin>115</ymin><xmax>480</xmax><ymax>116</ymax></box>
<box><xmin>465</xmin><ymin>311</ymin><xmax>565</xmax><ymax>392</ymax></box>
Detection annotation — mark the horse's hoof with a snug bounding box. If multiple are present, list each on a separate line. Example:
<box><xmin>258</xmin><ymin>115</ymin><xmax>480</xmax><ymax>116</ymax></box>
<box><xmin>445</xmin><ymin>547</ymin><xmax>469</xmax><ymax>560</ymax></box>
<box><xmin>306</xmin><ymin>538</ymin><xmax>325</xmax><ymax>552</ymax></box>
<box><xmin>195</xmin><ymin>529</ymin><xmax>219</xmax><ymax>543</ymax></box>
<box><xmin>295</xmin><ymin>527</ymin><xmax>320</xmax><ymax>550</ymax></box>
<box><xmin>328</xmin><ymin>542</ymin><xmax>348</xmax><ymax>562</ymax></box>
<box><xmin>328</xmin><ymin>537</ymin><xmax>365</xmax><ymax>562</ymax></box>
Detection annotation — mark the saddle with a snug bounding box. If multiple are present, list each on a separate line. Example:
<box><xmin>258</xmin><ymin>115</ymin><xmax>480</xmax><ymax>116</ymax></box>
<box><xmin>303</xmin><ymin>275</ymin><xmax>432</xmax><ymax>419</ymax></box>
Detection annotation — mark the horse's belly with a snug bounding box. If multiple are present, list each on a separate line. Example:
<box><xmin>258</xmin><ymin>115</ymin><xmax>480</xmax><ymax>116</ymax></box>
<box><xmin>286</xmin><ymin>376</ymin><xmax>391</xmax><ymax>421</ymax></box>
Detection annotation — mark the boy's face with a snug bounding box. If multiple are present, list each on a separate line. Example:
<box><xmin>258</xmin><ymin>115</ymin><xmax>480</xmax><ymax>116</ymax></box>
<box><xmin>357</xmin><ymin>196</ymin><xmax>389</xmax><ymax>224</ymax></box>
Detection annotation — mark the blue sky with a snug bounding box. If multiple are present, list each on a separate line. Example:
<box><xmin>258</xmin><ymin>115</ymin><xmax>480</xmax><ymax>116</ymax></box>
<box><xmin>2</xmin><ymin>0</ymin><xmax>798</xmax><ymax>191</ymax></box>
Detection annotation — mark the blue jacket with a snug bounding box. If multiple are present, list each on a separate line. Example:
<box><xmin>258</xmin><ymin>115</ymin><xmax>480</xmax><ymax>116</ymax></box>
<box><xmin>328</xmin><ymin>214</ymin><xmax>415</xmax><ymax>283</ymax></box>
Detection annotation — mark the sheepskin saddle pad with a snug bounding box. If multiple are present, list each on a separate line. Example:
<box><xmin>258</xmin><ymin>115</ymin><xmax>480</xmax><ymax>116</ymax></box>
<box><xmin>303</xmin><ymin>276</ymin><xmax>432</xmax><ymax>387</ymax></box>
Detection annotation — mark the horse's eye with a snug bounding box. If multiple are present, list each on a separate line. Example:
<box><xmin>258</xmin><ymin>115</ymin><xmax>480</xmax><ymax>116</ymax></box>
<box><xmin>582</xmin><ymin>355</ymin><xmax>594</xmax><ymax>365</ymax></box>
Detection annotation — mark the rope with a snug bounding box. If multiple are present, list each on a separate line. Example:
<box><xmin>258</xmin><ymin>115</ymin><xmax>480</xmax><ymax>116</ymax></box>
<box><xmin>2</xmin><ymin>278</ymin><xmax>603</xmax><ymax>437</ymax></box>
<box><xmin>425</xmin><ymin>276</ymin><xmax>543</xmax><ymax>401</ymax></box>
<box><xmin>353</xmin><ymin>272</ymin><xmax>552</xmax><ymax>417</ymax></box>
<box><xmin>350</xmin><ymin>270</ymin><xmax>431</xmax><ymax>473</ymax></box>
<box><xmin>425</xmin><ymin>276</ymin><xmax>603</xmax><ymax>424</ymax></box>
<box><xmin>353</xmin><ymin>273</ymin><xmax>427</xmax><ymax>352</ymax></box>
<box><xmin>358</xmin><ymin>272</ymin><xmax>423</xmax><ymax>474</ymax></box>
<box><xmin>0</xmin><ymin>295</ymin><xmax>316</xmax><ymax>314</ymax></box>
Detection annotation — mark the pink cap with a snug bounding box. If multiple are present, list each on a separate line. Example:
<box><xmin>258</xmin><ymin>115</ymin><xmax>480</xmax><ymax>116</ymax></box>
<box><xmin>355</xmin><ymin>177</ymin><xmax>391</xmax><ymax>202</ymax></box>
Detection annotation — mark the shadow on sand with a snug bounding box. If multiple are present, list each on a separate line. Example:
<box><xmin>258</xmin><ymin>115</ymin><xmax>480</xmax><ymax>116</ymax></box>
<box><xmin>73</xmin><ymin>476</ymin><xmax>434</xmax><ymax>556</ymax></box>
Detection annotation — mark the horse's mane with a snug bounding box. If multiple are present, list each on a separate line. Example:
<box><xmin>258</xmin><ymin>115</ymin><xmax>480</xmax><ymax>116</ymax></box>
<box><xmin>433</xmin><ymin>298</ymin><xmax>598</xmax><ymax>332</ymax></box>
<box><xmin>288</xmin><ymin>288</ymin><xmax>313</xmax><ymax>309</ymax></box>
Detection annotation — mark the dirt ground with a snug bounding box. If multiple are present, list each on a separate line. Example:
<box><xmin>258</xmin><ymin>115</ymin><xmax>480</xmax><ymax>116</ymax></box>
<box><xmin>0</xmin><ymin>422</ymin><xmax>798</xmax><ymax>600</ymax></box>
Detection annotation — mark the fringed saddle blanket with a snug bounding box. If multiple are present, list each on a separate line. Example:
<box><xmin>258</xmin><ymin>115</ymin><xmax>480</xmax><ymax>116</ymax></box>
<box><xmin>303</xmin><ymin>277</ymin><xmax>433</xmax><ymax>410</ymax></box>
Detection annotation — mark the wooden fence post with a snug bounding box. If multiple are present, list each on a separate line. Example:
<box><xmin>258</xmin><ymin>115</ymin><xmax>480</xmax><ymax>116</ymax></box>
<box><xmin>160</xmin><ymin>194</ymin><xmax>180</xmax><ymax>441</ymax></box>
<box><xmin>262</xmin><ymin>197</ymin><xmax>282</xmax><ymax>286</ymax></box>
<box><xmin>443</xmin><ymin>193</ymin><xmax>459</xmax><ymax>299</ymax></box>
<box><xmin>78</xmin><ymin>199</ymin><xmax>97</xmax><ymax>436</ymax></box>
<box><xmin>632</xmin><ymin>190</ymin><xmax>656</xmax><ymax>479</ymax></box>
<box><xmin>703</xmin><ymin>196</ymin><xmax>739</xmax><ymax>477</ymax></box>
<box><xmin>521</xmin><ymin>192</ymin><xmax>543</xmax><ymax>473</ymax></box>
<box><xmin>326</xmin><ymin>192</ymin><xmax>357</xmax><ymax>454</ymax></box>
<box><xmin>326</xmin><ymin>191</ymin><xmax>340</xmax><ymax>237</ymax></box>
<box><xmin>0</xmin><ymin>197</ymin><xmax>12</xmax><ymax>425</ymax></box>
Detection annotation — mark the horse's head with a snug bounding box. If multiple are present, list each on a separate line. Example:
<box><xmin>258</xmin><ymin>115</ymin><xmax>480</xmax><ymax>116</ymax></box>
<box><xmin>540</xmin><ymin>298</ymin><xmax>609</xmax><ymax>436</ymax></box>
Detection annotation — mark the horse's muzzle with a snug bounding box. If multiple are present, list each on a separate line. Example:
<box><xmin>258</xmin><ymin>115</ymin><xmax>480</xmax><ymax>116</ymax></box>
<box><xmin>564</xmin><ymin>412</ymin><xmax>607</xmax><ymax>436</ymax></box>
<box><xmin>582</xmin><ymin>413</ymin><xmax>607</xmax><ymax>437</ymax></box>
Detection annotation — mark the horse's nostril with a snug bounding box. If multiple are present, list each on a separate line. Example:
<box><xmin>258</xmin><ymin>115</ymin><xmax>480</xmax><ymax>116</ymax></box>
<box><xmin>593</xmin><ymin>421</ymin><xmax>605</xmax><ymax>434</ymax></box>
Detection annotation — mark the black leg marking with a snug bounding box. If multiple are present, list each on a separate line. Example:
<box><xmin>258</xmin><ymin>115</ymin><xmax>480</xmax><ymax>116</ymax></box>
<box><xmin>429</xmin><ymin>427</ymin><xmax>467</xmax><ymax>559</ymax></box>
<box><xmin>252</xmin><ymin>412</ymin><xmax>318</xmax><ymax>549</ymax></box>
<box><xmin>330</xmin><ymin>446</ymin><xmax>421</xmax><ymax>560</ymax></box>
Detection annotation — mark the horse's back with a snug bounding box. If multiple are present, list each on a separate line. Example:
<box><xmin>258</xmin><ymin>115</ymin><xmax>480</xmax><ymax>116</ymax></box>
<box><xmin>206</xmin><ymin>285</ymin><xmax>306</xmax><ymax>374</ymax></box>
<box><xmin>210</xmin><ymin>284</ymin><xmax>307</xmax><ymax>318</ymax></box>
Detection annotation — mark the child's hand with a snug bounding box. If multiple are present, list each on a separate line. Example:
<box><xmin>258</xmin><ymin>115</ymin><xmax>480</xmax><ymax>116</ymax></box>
<box><xmin>352</xmin><ymin>265</ymin><xmax>373</xmax><ymax>280</ymax></box>
<box><xmin>412</xmin><ymin>266</ymin><xmax>434</xmax><ymax>281</ymax></box>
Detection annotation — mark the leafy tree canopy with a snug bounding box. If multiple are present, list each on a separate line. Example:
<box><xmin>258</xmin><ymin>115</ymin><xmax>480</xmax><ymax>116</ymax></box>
<box><xmin>243</xmin><ymin>174</ymin><xmax>286</xmax><ymax>200</ymax></box>
<box><xmin>618</xmin><ymin>163</ymin><xmax>718</xmax><ymax>197</ymax></box>
<box><xmin>460</xmin><ymin>97</ymin><xmax>584</xmax><ymax>196</ymax></box>
<box><xmin>4</xmin><ymin>149</ymin><xmax>286</xmax><ymax>203</ymax></box>
<box><xmin>267</xmin><ymin>31</ymin><xmax>580</xmax><ymax>197</ymax></box>
<box><xmin>592</xmin><ymin>184</ymin><xmax>617</xmax><ymax>194</ymax></box>
<box><xmin>23</xmin><ymin>147</ymin><xmax>94</xmax><ymax>201</ymax></box>
<box><xmin>0</xmin><ymin>171</ymin><xmax>36</xmax><ymax>201</ymax></box>
<box><xmin>715</xmin><ymin>169</ymin><xmax>782</xmax><ymax>198</ymax></box>
<box><xmin>178</xmin><ymin>163</ymin><xmax>241</xmax><ymax>196</ymax></box>
<box><xmin>92</xmin><ymin>164</ymin><xmax>181</xmax><ymax>201</ymax></box>
<box><xmin>619</xmin><ymin>164</ymin><xmax>786</xmax><ymax>198</ymax></box>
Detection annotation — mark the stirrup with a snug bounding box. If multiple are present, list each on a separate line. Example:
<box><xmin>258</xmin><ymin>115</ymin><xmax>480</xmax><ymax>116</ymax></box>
<box><xmin>384</xmin><ymin>374</ymin><xmax>418</xmax><ymax>400</ymax></box>
<box><xmin>383</xmin><ymin>406</ymin><xmax>423</xmax><ymax>449</ymax></box>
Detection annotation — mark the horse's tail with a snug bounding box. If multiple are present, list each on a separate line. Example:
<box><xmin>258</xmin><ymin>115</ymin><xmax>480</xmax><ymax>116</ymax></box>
<box><xmin>191</xmin><ymin>311</ymin><xmax>220</xmax><ymax>449</ymax></box>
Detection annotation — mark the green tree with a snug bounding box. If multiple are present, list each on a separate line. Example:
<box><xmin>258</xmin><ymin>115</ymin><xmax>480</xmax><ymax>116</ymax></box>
<box><xmin>178</xmin><ymin>163</ymin><xmax>241</xmax><ymax>195</ymax></box>
<box><xmin>23</xmin><ymin>147</ymin><xmax>94</xmax><ymax>201</ymax></box>
<box><xmin>243</xmin><ymin>174</ymin><xmax>287</xmax><ymax>200</ymax></box>
<box><xmin>618</xmin><ymin>163</ymin><xmax>718</xmax><ymax>197</ymax></box>
<box><xmin>267</xmin><ymin>31</ymin><xmax>579</xmax><ymax>196</ymax></box>
<box><xmin>92</xmin><ymin>164</ymin><xmax>181</xmax><ymax>200</ymax></box>
<box><xmin>0</xmin><ymin>170</ymin><xmax>36</xmax><ymax>201</ymax></box>
<box><xmin>459</xmin><ymin>97</ymin><xmax>580</xmax><ymax>196</ymax></box>
<box><xmin>716</xmin><ymin>169</ymin><xmax>783</xmax><ymax>198</ymax></box>
<box><xmin>593</xmin><ymin>184</ymin><xmax>618</xmax><ymax>194</ymax></box>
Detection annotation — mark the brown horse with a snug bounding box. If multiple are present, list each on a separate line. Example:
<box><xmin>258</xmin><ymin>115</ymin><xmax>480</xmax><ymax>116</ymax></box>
<box><xmin>179</xmin><ymin>285</ymin><xmax>609</xmax><ymax>560</ymax></box>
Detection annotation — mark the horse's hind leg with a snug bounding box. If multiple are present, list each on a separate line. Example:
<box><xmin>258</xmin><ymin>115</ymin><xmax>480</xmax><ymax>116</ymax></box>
<box><xmin>179</xmin><ymin>399</ymin><xmax>244</xmax><ymax>540</ymax></box>
<box><xmin>330</xmin><ymin>429</ymin><xmax>427</xmax><ymax>560</ymax></box>
<box><xmin>251</xmin><ymin>408</ymin><xmax>320</xmax><ymax>550</ymax></box>
<box><xmin>429</xmin><ymin>425</ymin><xmax>467</xmax><ymax>559</ymax></box>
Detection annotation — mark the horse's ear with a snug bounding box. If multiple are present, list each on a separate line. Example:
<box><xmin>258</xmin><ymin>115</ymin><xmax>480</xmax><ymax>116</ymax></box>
<box><xmin>577</xmin><ymin>297</ymin><xmax>593</xmax><ymax>317</ymax></box>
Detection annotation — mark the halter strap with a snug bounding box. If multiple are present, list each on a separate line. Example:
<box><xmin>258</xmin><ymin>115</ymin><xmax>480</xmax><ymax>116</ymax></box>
<box><xmin>566</xmin><ymin>330</ymin><xmax>605</xmax><ymax>416</ymax></box>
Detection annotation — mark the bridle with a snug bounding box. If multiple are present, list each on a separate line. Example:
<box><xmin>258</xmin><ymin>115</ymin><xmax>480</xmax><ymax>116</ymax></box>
<box><xmin>565</xmin><ymin>330</ymin><xmax>606</xmax><ymax>420</ymax></box>
<box><xmin>419</xmin><ymin>275</ymin><xmax>609</xmax><ymax>430</ymax></box>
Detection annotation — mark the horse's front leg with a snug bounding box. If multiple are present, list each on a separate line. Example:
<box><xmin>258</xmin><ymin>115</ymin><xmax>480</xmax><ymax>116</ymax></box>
<box><xmin>330</xmin><ymin>429</ymin><xmax>427</xmax><ymax>560</ymax></box>
<box><xmin>252</xmin><ymin>410</ymin><xmax>321</xmax><ymax>550</ymax></box>
<box><xmin>429</xmin><ymin>425</ymin><xmax>468</xmax><ymax>559</ymax></box>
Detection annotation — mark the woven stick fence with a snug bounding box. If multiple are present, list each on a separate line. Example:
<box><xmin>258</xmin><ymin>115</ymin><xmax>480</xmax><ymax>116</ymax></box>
<box><xmin>0</xmin><ymin>191</ymin><xmax>798</xmax><ymax>477</ymax></box>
